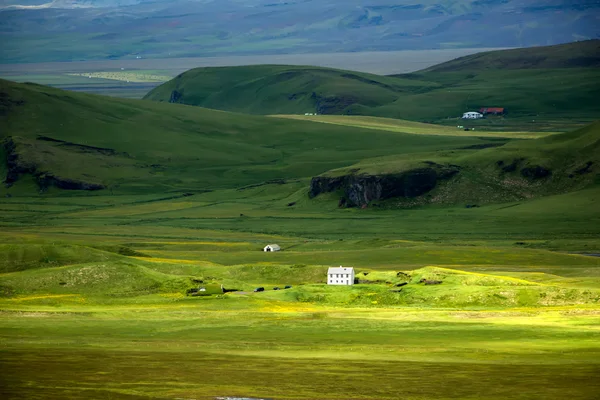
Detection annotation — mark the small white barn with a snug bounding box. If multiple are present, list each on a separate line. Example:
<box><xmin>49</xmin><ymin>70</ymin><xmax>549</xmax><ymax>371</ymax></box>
<box><xmin>462</xmin><ymin>112</ymin><xmax>483</xmax><ymax>119</ymax></box>
<box><xmin>327</xmin><ymin>266</ymin><xmax>355</xmax><ymax>286</ymax></box>
<box><xmin>263</xmin><ymin>244</ymin><xmax>281</xmax><ymax>252</ymax></box>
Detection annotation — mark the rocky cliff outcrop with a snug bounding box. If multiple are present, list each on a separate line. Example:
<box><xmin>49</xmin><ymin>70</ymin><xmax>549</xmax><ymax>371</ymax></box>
<box><xmin>3</xmin><ymin>137</ymin><xmax>106</xmax><ymax>191</ymax></box>
<box><xmin>3</xmin><ymin>137</ymin><xmax>37</xmax><ymax>184</ymax></box>
<box><xmin>309</xmin><ymin>164</ymin><xmax>460</xmax><ymax>207</ymax></box>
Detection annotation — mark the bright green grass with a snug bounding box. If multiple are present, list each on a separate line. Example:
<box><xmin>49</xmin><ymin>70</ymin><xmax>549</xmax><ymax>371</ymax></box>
<box><xmin>272</xmin><ymin>114</ymin><xmax>559</xmax><ymax>138</ymax></box>
<box><xmin>1</xmin><ymin>189</ymin><xmax>599</xmax><ymax>400</ymax></box>
<box><xmin>1</xmin><ymin>306</ymin><xmax>599</xmax><ymax>399</ymax></box>
<box><xmin>66</xmin><ymin>71</ymin><xmax>172</xmax><ymax>83</ymax></box>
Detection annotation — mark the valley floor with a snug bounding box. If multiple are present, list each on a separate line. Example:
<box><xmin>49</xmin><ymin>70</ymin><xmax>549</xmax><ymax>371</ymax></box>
<box><xmin>1</xmin><ymin>306</ymin><xmax>600</xmax><ymax>400</ymax></box>
<box><xmin>0</xmin><ymin>187</ymin><xmax>599</xmax><ymax>399</ymax></box>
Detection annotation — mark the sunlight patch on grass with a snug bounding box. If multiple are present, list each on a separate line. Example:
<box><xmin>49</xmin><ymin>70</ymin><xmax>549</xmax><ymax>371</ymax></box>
<box><xmin>66</xmin><ymin>72</ymin><xmax>172</xmax><ymax>83</ymax></box>
<box><xmin>271</xmin><ymin>115</ymin><xmax>559</xmax><ymax>138</ymax></box>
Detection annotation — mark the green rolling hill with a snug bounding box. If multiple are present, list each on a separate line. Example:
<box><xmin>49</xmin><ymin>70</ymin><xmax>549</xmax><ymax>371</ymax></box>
<box><xmin>309</xmin><ymin>121</ymin><xmax>600</xmax><ymax>207</ymax></box>
<box><xmin>0</xmin><ymin>78</ymin><xmax>497</xmax><ymax>195</ymax></box>
<box><xmin>144</xmin><ymin>40</ymin><xmax>600</xmax><ymax>124</ymax></box>
<box><xmin>2</xmin><ymin>77</ymin><xmax>598</xmax><ymax>209</ymax></box>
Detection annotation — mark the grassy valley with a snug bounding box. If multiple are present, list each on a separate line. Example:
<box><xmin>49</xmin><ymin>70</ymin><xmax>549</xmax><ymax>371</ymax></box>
<box><xmin>2</xmin><ymin>43</ymin><xmax>600</xmax><ymax>399</ymax></box>
<box><xmin>0</xmin><ymin>78</ymin><xmax>505</xmax><ymax>194</ymax></box>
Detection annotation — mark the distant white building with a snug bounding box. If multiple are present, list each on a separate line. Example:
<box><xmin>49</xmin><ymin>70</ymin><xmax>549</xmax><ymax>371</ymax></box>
<box><xmin>263</xmin><ymin>244</ymin><xmax>281</xmax><ymax>252</ymax></box>
<box><xmin>462</xmin><ymin>112</ymin><xmax>483</xmax><ymax>119</ymax></box>
<box><xmin>327</xmin><ymin>266</ymin><xmax>355</xmax><ymax>285</ymax></box>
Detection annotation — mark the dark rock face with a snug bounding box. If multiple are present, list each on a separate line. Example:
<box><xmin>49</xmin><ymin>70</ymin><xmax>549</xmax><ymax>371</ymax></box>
<box><xmin>3</xmin><ymin>137</ymin><xmax>37</xmax><ymax>184</ymax></box>
<box><xmin>500</xmin><ymin>158</ymin><xmax>523</xmax><ymax>173</ymax></box>
<box><xmin>169</xmin><ymin>89</ymin><xmax>183</xmax><ymax>103</ymax></box>
<box><xmin>309</xmin><ymin>165</ymin><xmax>459</xmax><ymax>207</ymax></box>
<box><xmin>3</xmin><ymin>137</ymin><xmax>105</xmax><ymax>191</ymax></box>
<box><xmin>37</xmin><ymin>174</ymin><xmax>105</xmax><ymax>191</ymax></box>
<box><xmin>37</xmin><ymin>136</ymin><xmax>123</xmax><ymax>156</ymax></box>
<box><xmin>311</xmin><ymin>92</ymin><xmax>358</xmax><ymax>114</ymax></box>
<box><xmin>0</xmin><ymin>90</ymin><xmax>25</xmax><ymax>116</ymax></box>
<box><xmin>521</xmin><ymin>165</ymin><xmax>552</xmax><ymax>179</ymax></box>
<box><xmin>575</xmin><ymin>161</ymin><xmax>594</xmax><ymax>175</ymax></box>
<box><xmin>309</xmin><ymin>175</ymin><xmax>347</xmax><ymax>198</ymax></box>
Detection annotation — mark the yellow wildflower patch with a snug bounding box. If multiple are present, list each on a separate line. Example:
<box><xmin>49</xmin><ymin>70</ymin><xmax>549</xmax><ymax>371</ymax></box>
<box><xmin>133</xmin><ymin>257</ymin><xmax>220</xmax><ymax>266</ymax></box>
<box><xmin>424</xmin><ymin>266</ymin><xmax>542</xmax><ymax>286</ymax></box>
<box><xmin>259</xmin><ymin>301</ymin><xmax>317</xmax><ymax>313</ymax></box>
<box><xmin>10</xmin><ymin>294</ymin><xmax>85</xmax><ymax>302</ymax></box>
<box><xmin>150</xmin><ymin>241</ymin><xmax>251</xmax><ymax>246</ymax></box>
<box><xmin>158</xmin><ymin>293</ymin><xmax>185</xmax><ymax>299</ymax></box>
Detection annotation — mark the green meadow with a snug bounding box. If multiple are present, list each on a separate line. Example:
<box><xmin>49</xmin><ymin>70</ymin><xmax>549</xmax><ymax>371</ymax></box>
<box><xmin>1</xmin><ymin>175</ymin><xmax>600</xmax><ymax>399</ymax></box>
<box><xmin>2</xmin><ymin>44</ymin><xmax>600</xmax><ymax>398</ymax></box>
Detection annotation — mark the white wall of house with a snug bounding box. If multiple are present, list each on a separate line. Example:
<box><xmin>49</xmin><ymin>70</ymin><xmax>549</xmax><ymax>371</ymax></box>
<box><xmin>327</xmin><ymin>266</ymin><xmax>355</xmax><ymax>285</ymax></box>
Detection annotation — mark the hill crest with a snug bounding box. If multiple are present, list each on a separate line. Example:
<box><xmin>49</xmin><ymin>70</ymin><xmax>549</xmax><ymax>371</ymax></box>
<box><xmin>419</xmin><ymin>40</ymin><xmax>600</xmax><ymax>72</ymax></box>
<box><xmin>145</xmin><ymin>41</ymin><xmax>600</xmax><ymax>122</ymax></box>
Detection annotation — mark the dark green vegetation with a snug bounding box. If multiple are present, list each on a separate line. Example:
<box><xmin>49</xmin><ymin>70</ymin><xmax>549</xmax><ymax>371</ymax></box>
<box><xmin>310</xmin><ymin>121</ymin><xmax>600</xmax><ymax>207</ymax></box>
<box><xmin>0</xmin><ymin>78</ymin><xmax>500</xmax><ymax>194</ymax></box>
<box><xmin>1</xmin><ymin>0</ymin><xmax>598</xmax><ymax>63</ymax></box>
<box><xmin>146</xmin><ymin>41</ymin><xmax>600</xmax><ymax>124</ymax></box>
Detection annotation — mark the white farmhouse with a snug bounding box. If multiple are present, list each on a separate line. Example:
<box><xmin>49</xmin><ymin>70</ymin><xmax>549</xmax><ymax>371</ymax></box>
<box><xmin>462</xmin><ymin>112</ymin><xmax>483</xmax><ymax>119</ymax></box>
<box><xmin>263</xmin><ymin>244</ymin><xmax>281</xmax><ymax>252</ymax></box>
<box><xmin>327</xmin><ymin>266</ymin><xmax>355</xmax><ymax>285</ymax></box>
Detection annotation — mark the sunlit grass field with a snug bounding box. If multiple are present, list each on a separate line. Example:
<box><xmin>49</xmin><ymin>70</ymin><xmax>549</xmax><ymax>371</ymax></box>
<box><xmin>1</xmin><ymin>181</ymin><xmax>599</xmax><ymax>399</ymax></box>
<box><xmin>67</xmin><ymin>71</ymin><xmax>173</xmax><ymax>83</ymax></box>
<box><xmin>272</xmin><ymin>115</ymin><xmax>561</xmax><ymax>139</ymax></box>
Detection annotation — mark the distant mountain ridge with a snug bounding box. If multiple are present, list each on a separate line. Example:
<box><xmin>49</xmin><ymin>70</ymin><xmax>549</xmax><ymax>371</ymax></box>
<box><xmin>1</xmin><ymin>0</ymin><xmax>598</xmax><ymax>63</ymax></box>
<box><xmin>144</xmin><ymin>41</ymin><xmax>600</xmax><ymax>122</ymax></box>
<box><xmin>0</xmin><ymin>0</ymin><xmax>144</xmax><ymax>8</ymax></box>
<box><xmin>419</xmin><ymin>39</ymin><xmax>600</xmax><ymax>72</ymax></box>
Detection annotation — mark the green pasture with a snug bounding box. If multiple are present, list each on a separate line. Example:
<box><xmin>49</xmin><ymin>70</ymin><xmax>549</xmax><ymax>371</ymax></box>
<box><xmin>1</xmin><ymin>55</ymin><xmax>600</xmax><ymax>398</ymax></box>
<box><xmin>1</xmin><ymin>305</ymin><xmax>599</xmax><ymax>399</ymax></box>
<box><xmin>1</xmin><ymin>186</ymin><xmax>600</xmax><ymax>400</ymax></box>
<box><xmin>272</xmin><ymin>115</ymin><xmax>560</xmax><ymax>138</ymax></box>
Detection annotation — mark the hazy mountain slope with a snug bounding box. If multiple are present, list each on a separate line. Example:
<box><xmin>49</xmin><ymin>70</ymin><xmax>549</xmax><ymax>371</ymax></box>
<box><xmin>1</xmin><ymin>0</ymin><xmax>598</xmax><ymax>63</ymax></box>
<box><xmin>0</xmin><ymin>79</ymin><xmax>492</xmax><ymax>194</ymax></box>
<box><xmin>145</xmin><ymin>41</ymin><xmax>600</xmax><ymax>122</ymax></box>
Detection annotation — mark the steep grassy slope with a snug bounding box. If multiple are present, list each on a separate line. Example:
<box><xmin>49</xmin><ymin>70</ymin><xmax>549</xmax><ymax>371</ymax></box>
<box><xmin>145</xmin><ymin>41</ymin><xmax>600</xmax><ymax>123</ymax></box>
<box><xmin>1</xmin><ymin>79</ymin><xmax>494</xmax><ymax>194</ymax></box>
<box><xmin>310</xmin><ymin>121</ymin><xmax>600</xmax><ymax>207</ymax></box>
